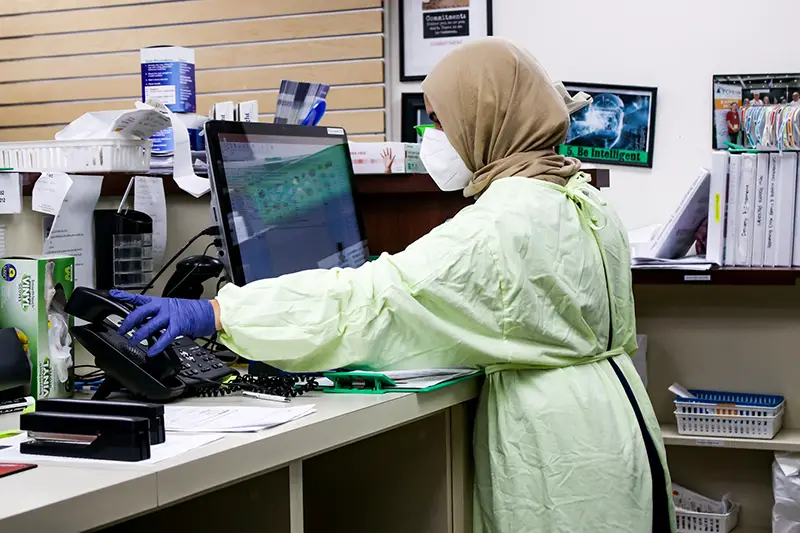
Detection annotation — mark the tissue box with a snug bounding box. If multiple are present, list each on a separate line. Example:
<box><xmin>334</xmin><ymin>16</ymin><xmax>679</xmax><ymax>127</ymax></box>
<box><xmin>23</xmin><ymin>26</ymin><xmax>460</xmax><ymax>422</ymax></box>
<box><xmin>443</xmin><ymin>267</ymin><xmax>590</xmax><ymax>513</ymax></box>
<box><xmin>140</xmin><ymin>46</ymin><xmax>196</xmax><ymax>113</ymax></box>
<box><xmin>348</xmin><ymin>142</ymin><xmax>426</xmax><ymax>174</ymax></box>
<box><xmin>0</xmin><ymin>256</ymin><xmax>75</xmax><ymax>399</ymax></box>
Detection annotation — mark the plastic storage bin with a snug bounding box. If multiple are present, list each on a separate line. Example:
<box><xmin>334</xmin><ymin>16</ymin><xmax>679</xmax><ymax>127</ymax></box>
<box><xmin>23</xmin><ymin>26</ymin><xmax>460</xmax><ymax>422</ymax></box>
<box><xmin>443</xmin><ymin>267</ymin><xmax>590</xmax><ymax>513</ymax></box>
<box><xmin>675</xmin><ymin>389</ymin><xmax>785</xmax><ymax>439</ymax></box>
<box><xmin>0</xmin><ymin>139</ymin><xmax>152</xmax><ymax>172</ymax></box>
<box><xmin>672</xmin><ymin>483</ymin><xmax>740</xmax><ymax>533</ymax></box>
<box><xmin>675</xmin><ymin>505</ymin><xmax>739</xmax><ymax>533</ymax></box>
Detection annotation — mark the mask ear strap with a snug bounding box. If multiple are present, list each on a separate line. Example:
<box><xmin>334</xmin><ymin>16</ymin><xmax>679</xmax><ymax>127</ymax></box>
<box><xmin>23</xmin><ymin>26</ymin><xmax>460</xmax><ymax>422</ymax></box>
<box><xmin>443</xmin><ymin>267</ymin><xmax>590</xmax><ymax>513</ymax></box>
<box><xmin>553</xmin><ymin>82</ymin><xmax>593</xmax><ymax>115</ymax></box>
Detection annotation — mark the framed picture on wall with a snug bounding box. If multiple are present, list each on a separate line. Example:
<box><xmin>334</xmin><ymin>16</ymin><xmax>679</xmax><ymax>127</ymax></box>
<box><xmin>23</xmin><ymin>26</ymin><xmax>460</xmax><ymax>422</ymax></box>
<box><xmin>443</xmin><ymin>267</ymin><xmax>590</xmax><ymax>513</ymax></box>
<box><xmin>557</xmin><ymin>82</ymin><xmax>658</xmax><ymax>168</ymax></box>
<box><xmin>711</xmin><ymin>73</ymin><xmax>800</xmax><ymax>149</ymax></box>
<box><xmin>400</xmin><ymin>0</ymin><xmax>493</xmax><ymax>82</ymax></box>
<box><xmin>401</xmin><ymin>93</ymin><xmax>433</xmax><ymax>143</ymax></box>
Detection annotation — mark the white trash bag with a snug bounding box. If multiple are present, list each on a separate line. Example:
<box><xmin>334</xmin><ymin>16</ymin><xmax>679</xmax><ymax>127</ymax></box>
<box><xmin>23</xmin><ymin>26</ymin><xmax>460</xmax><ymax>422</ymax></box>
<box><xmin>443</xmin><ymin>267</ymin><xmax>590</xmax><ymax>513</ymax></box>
<box><xmin>774</xmin><ymin>453</ymin><xmax>800</xmax><ymax>532</ymax></box>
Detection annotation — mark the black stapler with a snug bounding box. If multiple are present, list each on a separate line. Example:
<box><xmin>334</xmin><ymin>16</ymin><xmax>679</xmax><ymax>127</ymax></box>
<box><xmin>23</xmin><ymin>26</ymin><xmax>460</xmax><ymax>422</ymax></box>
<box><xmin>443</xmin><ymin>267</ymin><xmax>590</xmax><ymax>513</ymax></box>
<box><xmin>36</xmin><ymin>398</ymin><xmax>166</xmax><ymax>445</ymax></box>
<box><xmin>19</xmin><ymin>411</ymin><xmax>151</xmax><ymax>462</ymax></box>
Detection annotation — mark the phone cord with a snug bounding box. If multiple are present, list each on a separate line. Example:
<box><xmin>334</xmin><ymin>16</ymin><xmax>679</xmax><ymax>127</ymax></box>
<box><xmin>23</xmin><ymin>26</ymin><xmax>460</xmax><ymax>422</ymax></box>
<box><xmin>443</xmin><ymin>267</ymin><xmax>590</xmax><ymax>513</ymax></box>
<box><xmin>193</xmin><ymin>373</ymin><xmax>320</xmax><ymax>398</ymax></box>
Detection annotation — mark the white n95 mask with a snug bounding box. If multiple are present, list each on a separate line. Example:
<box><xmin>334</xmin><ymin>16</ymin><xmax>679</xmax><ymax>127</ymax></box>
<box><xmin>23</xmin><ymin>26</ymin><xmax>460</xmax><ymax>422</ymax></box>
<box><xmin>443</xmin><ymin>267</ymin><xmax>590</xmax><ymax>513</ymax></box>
<box><xmin>419</xmin><ymin>129</ymin><xmax>473</xmax><ymax>191</ymax></box>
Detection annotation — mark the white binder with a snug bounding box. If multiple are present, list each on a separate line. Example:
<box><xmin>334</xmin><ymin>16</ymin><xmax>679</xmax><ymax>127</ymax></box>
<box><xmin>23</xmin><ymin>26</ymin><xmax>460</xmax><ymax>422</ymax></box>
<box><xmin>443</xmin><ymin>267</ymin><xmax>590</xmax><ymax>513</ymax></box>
<box><xmin>751</xmin><ymin>153</ymin><xmax>769</xmax><ymax>266</ymax></box>
<box><xmin>735</xmin><ymin>154</ymin><xmax>757</xmax><ymax>266</ymax></box>
<box><xmin>773</xmin><ymin>152</ymin><xmax>797</xmax><ymax>267</ymax></box>
<box><xmin>706</xmin><ymin>151</ymin><xmax>729</xmax><ymax>266</ymax></box>
<box><xmin>723</xmin><ymin>154</ymin><xmax>741</xmax><ymax>266</ymax></box>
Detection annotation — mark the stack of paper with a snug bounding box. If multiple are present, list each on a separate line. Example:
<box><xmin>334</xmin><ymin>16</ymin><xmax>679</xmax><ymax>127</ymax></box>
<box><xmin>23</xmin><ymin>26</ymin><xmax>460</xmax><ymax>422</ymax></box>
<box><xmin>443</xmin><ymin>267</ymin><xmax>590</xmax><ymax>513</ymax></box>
<box><xmin>317</xmin><ymin>368</ymin><xmax>480</xmax><ymax>390</ymax></box>
<box><xmin>378</xmin><ymin>368</ymin><xmax>479</xmax><ymax>389</ymax></box>
<box><xmin>631</xmin><ymin>256</ymin><xmax>714</xmax><ymax>271</ymax></box>
<box><xmin>164</xmin><ymin>405</ymin><xmax>316</xmax><ymax>433</ymax></box>
<box><xmin>672</xmin><ymin>483</ymin><xmax>734</xmax><ymax>514</ymax></box>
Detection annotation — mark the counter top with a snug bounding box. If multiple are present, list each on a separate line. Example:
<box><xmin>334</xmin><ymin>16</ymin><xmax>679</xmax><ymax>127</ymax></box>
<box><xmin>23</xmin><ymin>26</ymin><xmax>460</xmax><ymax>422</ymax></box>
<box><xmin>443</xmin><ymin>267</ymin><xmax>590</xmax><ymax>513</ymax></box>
<box><xmin>0</xmin><ymin>379</ymin><xmax>480</xmax><ymax>531</ymax></box>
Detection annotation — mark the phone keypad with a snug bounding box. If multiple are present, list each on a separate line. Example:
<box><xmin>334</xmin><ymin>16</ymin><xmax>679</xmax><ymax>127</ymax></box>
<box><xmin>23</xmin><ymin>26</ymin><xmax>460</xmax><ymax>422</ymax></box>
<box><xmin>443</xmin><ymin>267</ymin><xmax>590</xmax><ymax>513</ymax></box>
<box><xmin>166</xmin><ymin>337</ymin><xmax>233</xmax><ymax>385</ymax></box>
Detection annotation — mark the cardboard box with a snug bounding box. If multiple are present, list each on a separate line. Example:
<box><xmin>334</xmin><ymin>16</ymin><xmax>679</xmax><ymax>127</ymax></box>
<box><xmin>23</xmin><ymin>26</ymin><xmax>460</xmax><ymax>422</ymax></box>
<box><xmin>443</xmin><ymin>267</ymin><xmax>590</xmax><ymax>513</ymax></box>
<box><xmin>348</xmin><ymin>142</ymin><xmax>426</xmax><ymax>174</ymax></box>
<box><xmin>210</xmin><ymin>101</ymin><xmax>235</xmax><ymax>121</ymax></box>
<box><xmin>0</xmin><ymin>256</ymin><xmax>75</xmax><ymax>399</ymax></box>
<box><xmin>403</xmin><ymin>142</ymin><xmax>426</xmax><ymax>173</ymax></box>
<box><xmin>140</xmin><ymin>46</ymin><xmax>196</xmax><ymax>114</ymax></box>
<box><xmin>236</xmin><ymin>101</ymin><xmax>259</xmax><ymax>122</ymax></box>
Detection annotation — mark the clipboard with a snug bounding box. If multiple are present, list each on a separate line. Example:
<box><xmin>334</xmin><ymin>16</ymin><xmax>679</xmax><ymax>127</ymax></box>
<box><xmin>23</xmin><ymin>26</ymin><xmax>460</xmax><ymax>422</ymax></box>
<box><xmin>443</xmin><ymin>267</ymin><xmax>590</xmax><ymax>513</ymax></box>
<box><xmin>321</xmin><ymin>370</ymin><xmax>482</xmax><ymax>394</ymax></box>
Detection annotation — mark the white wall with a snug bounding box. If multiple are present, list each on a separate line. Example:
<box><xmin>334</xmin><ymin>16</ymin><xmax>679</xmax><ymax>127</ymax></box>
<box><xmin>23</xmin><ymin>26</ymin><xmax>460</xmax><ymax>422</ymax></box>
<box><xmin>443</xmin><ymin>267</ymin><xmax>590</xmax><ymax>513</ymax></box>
<box><xmin>388</xmin><ymin>0</ymin><xmax>800</xmax><ymax>230</ymax></box>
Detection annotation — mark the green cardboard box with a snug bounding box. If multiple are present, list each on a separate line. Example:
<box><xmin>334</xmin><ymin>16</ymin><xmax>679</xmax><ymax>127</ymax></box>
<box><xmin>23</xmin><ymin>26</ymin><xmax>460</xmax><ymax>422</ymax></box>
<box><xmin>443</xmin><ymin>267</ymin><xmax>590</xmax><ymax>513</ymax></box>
<box><xmin>0</xmin><ymin>256</ymin><xmax>75</xmax><ymax>399</ymax></box>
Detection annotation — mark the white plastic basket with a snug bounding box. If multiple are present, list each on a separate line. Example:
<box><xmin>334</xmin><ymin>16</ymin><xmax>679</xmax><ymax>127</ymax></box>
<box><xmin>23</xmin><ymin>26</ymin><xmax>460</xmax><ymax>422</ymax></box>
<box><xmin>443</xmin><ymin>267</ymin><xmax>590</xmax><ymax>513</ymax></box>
<box><xmin>674</xmin><ymin>389</ymin><xmax>785</xmax><ymax>440</ymax></box>
<box><xmin>675</xmin><ymin>504</ymin><xmax>739</xmax><ymax>533</ymax></box>
<box><xmin>0</xmin><ymin>139</ymin><xmax>152</xmax><ymax>172</ymax></box>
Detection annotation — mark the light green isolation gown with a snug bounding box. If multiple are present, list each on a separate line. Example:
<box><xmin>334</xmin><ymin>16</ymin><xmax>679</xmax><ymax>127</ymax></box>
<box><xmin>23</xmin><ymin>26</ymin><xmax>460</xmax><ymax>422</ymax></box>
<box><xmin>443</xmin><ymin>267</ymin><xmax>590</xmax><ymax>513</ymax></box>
<box><xmin>216</xmin><ymin>174</ymin><xmax>676</xmax><ymax>533</ymax></box>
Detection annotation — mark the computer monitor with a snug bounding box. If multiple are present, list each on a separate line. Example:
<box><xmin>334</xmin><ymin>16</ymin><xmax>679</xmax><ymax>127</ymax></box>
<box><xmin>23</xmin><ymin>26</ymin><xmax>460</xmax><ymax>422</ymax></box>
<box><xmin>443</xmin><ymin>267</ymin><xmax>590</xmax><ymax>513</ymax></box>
<box><xmin>205</xmin><ymin>121</ymin><xmax>369</xmax><ymax>286</ymax></box>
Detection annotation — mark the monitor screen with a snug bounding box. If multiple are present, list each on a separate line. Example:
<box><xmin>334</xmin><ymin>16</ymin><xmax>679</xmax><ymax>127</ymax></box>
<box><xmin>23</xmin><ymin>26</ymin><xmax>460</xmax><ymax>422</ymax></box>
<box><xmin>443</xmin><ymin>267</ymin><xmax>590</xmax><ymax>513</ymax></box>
<box><xmin>208</xmin><ymin>124</ymin><xmax>368</xmax><ymax>285</ymax></box>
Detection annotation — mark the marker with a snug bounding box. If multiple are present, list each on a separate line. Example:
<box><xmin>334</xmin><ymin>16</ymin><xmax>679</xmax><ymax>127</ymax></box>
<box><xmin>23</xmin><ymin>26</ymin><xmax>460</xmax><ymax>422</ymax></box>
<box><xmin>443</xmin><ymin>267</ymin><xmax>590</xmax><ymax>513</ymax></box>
<box><xmin>242</xmin><ymin>391</ymin><xmax>290</xmax><ymax>404</ymax></box>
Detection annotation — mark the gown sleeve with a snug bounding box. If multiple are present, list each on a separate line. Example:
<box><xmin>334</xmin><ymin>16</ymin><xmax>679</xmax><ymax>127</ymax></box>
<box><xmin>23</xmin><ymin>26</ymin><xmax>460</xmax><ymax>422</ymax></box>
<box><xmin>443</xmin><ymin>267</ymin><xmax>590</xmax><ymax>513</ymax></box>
<box><xmin>215</xmin><ymin>206</ymin><xmax>506</xmax><ymax>373</ymax></box>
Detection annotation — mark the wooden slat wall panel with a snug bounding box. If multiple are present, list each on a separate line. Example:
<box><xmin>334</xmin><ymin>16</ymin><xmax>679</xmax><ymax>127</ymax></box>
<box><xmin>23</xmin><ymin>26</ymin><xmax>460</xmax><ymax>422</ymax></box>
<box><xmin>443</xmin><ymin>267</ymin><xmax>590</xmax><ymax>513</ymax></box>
<box><xmin>0</xmin><ymin>3</ymin><xmax>385</xmax><ymax>143</ymax></box>
<box><xmin>0</xmin><ymin>60</ymin><xmax>383</xmax><ymax>106</ymax></box>
<box><xmin>1</xmin><ymin>35</ymin><xmax>384</xmax><ymax>83</ymax></box>
<box><xmin>0</xmin><ymin>110</ymin><xmax>385</xmax><ymax>142</ymax></box>
<box><xmin>0</xmin><ymin>0</ymin><xmax>382</xmax><ymax>38</ymax></box>
<box><xmin>0</xmin><ymin>0</ymin><xmax>170</xmax><ymax>16</ymax></box>
<box><xmin>0</xmin><ymin>86</ymin><xmax>385</xmax><ymax>128</ymax></box>
<box><xmin>0</xmin><ymin>11</ymin><xmax>382</xmax><ymax>61</ymax></box>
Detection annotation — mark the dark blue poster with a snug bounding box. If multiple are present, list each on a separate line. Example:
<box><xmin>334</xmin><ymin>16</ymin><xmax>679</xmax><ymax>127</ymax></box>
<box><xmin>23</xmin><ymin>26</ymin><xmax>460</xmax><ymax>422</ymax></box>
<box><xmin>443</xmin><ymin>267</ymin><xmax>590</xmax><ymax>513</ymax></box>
<box><xmin>558</xmin><ymin>83</ymin><xmax>657</xmax><ymax>168</ymax></box>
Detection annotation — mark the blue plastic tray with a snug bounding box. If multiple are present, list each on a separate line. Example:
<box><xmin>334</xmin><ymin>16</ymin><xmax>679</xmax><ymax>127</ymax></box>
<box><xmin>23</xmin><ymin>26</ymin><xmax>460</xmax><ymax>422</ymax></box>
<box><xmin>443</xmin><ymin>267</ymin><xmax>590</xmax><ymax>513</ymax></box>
<box><xmin>678</xmin><ymin>389</ymin><xmax>784</xmax><ymax>408</ymax></box>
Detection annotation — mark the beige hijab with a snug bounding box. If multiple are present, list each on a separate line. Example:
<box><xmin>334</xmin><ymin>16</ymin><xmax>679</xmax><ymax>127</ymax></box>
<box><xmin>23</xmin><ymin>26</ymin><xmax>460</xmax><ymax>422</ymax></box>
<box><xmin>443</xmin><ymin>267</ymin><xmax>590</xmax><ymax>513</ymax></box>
<box><xmin>422</xmin><ymin>38</ymin><xmax>581</xmax><ymax>197</ymax></box>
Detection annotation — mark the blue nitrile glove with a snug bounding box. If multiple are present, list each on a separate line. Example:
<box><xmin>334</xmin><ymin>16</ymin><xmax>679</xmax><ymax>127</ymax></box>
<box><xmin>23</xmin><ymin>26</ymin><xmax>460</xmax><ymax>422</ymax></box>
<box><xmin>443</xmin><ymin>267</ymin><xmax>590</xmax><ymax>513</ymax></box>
<box><xmin>110</xmin><ymin>290</ymin><xmax>217</xmax><ymax>356</ymax></box>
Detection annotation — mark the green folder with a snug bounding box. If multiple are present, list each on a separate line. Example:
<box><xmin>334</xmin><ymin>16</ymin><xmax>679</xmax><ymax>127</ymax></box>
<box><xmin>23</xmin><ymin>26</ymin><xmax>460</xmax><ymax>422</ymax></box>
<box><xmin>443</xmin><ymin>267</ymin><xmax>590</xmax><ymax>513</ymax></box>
<box><xmin>321</xmin><ymin>370</ymin><xmax>482</xmax><ymax>394</ymax></box>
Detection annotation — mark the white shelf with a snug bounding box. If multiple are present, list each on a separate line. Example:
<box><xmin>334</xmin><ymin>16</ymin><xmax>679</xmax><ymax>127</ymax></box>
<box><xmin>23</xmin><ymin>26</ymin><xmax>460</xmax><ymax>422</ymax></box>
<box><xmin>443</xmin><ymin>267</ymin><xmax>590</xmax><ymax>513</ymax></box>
<box><xmin>661</xmin><ymin>424</ymin><xmax>800</xmax><ymax>452</ymax></box>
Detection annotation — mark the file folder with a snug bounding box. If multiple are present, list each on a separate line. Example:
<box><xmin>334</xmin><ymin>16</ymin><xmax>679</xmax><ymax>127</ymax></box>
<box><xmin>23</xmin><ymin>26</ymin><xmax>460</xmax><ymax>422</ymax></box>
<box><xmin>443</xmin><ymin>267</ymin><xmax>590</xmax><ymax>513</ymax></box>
<box><xmin>320</xmin><ymin>369</ymin><xmax>482</xmax><ymax>394</ymax></box>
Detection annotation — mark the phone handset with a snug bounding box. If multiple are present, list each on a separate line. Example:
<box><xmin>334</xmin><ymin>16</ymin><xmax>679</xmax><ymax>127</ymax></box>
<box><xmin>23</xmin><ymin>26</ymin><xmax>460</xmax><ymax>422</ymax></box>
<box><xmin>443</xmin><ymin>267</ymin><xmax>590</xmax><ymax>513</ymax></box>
<box><xmin>66</xmin><ymin>287</ymin><xmax>186</xmax><ymax>401</ymax></box>
<box><xmin>66</xmin><ymin>287</ymin><xmax>162</xmax><ymax>356</ymax></box>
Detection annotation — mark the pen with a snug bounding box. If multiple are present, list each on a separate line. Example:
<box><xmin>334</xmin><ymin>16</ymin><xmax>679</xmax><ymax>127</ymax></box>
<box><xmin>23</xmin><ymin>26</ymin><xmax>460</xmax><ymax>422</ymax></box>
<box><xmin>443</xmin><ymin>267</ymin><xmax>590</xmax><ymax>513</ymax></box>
<box><xmin>301</xmin><ymin>100</ymin><xmax>326</xmax><ymax>127</ymax></box>
<box><xmin>242</xmin><ymin>391</ymin><xmax>290</xmax><ymax>404</ymax></box>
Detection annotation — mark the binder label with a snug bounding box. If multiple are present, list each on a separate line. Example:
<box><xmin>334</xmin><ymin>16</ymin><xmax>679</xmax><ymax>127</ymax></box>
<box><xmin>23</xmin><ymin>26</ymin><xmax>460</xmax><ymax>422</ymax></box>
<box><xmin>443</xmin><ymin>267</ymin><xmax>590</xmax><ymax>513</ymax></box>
<box><xmin>714</xmin><ymin>193</ymin><xmax>721</xmax><ymax>223</ymax></box>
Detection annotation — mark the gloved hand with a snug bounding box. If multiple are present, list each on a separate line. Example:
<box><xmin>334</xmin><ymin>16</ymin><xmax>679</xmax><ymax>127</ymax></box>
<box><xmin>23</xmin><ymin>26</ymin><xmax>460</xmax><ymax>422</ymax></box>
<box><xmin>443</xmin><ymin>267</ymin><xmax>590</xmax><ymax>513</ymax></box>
<box><xmin>110</xmin><ymin>290</ymin><xmax>217</xmax><ymax>356</ymax></box>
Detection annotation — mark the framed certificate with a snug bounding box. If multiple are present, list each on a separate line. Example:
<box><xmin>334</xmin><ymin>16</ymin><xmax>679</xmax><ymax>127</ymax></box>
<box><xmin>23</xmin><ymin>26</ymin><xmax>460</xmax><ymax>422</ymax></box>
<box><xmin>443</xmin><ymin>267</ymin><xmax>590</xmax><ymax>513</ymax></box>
<box><xmin>400</xmin><ymin>0</ymin><xmax>493</xmax><ymax>82</ymax></box>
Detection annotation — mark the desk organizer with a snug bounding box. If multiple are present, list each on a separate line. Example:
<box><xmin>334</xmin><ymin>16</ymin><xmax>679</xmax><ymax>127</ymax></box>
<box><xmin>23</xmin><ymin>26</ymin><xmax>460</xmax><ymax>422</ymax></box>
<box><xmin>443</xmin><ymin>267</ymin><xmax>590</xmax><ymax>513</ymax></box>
<box><xmin>0</xmin><ymin>139</ymin><xmax>152</xmax><ymax>172</ymax></box>
<box><xmin>674</xmin><ymin>390</ymin><xmax>785</xmax><ymax>440</ymax></box>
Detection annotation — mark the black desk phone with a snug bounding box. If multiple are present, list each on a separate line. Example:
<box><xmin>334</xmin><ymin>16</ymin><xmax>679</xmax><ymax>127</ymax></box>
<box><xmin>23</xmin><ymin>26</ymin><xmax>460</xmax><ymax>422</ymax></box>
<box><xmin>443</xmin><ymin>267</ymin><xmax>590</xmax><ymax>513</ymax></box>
<box><xmin>66</xmin><ymin>287</ymin><xmax>238</xmax><ymax>402</ymax></box>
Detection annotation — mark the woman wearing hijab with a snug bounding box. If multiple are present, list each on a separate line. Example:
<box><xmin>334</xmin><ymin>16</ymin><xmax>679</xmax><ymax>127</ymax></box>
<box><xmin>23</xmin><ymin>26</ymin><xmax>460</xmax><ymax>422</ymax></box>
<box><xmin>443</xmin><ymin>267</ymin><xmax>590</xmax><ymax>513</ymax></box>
<box><xmin>113</xmin><ymin>38</ymin><xmax>674</xmax><ymax>532</ymax></box>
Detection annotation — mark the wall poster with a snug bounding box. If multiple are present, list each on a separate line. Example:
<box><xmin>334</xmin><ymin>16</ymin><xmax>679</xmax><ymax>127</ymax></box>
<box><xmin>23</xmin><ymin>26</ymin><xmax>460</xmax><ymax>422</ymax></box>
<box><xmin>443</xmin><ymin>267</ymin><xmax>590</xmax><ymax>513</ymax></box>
<box><xmin>711</xmin><ymin>73</ymin><xmax>800</xmax><ymax>149</ymax></box>
<box><xmin>557</xmin><ymin>82</ymin><xmax>658</xmax><ymax>168</ymax></box>
<box><xmin>400</xmin><ymin>0</ymin><xmax>493</xmax><ymax>82</ymax></box>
